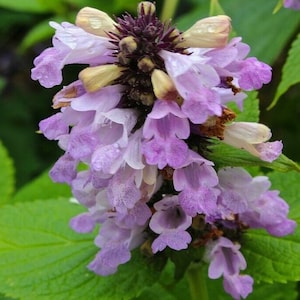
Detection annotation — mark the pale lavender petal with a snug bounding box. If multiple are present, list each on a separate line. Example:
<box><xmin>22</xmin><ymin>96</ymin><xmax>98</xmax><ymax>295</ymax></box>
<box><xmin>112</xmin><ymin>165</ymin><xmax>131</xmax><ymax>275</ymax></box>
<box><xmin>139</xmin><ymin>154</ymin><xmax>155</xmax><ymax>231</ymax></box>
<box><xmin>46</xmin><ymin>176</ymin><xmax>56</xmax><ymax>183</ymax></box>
<box><xmin>69</xmin><ymin>213</ymin><xmax>96</xmax><ymax>233</ymax></box>
<box><xmin>254</xmin><ymin>140</ymin><xmax>283</xmax><ymax>162</ymax></box>
<box><xmin>88</xmin><ymin>244</ymin><xmax>131</xmax><ymax>276</ymax></box>
<box><xmin>223</xmin><ymin>274</ymin><xmax>254</xmax><ymax>300</ymax></box>
<box><xmin>151</xmin><ymin>230</ymin><xmax>192</xmax><ymax>253</ymax></box>
<box><xmin>49</xmin><ymin>153</ymin><xmax>77</xmax><ymax>184</ymax></box>
<box><xmin>39</xmin><ymin>113</ymin><xmax>69</xmax><ymax>140</ymax></box>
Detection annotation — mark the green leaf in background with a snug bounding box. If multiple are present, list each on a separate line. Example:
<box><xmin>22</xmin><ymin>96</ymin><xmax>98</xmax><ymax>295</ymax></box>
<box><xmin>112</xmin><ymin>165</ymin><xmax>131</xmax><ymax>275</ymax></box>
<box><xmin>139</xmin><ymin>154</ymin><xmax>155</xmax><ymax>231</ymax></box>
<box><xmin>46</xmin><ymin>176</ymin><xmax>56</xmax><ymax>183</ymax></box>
<box><xmin>268</xmin><ymin>33</ymin><xmax>300</xmax><ymax>109</ymax></box>
<box><xmin>242</xmin><ymin>170</ymin><xmax>300</xmax><ymax>283</ymax></box>
<box><xmin>20</xmin><ymin>16</ymin><xmax>66</xmax><ymax>52</ymax></box>
<box><xmin>207</xmin><ymin>141</ymin><xmax>300</xmax><ymax>173</ymax></box>
<box><xmin>0</xmin><ymin>141</ymin><xmax>15</xmax><ymax>205</ymax></box>
<box><xmin>228</xmin><ymin>91</ymin><xmax>259</xmax><ymax>123</ymax></box>
<box><xmin>0</xmin><ymin>0</ymin><xmax>64</xmax><ymax>14</ymax></box>
<box><xmin>11</xmin><ymin>169</ymin><xmax>71</xmax><ymax>203</ymax></box>
<box><xmin>176</xmin><ymin>0</ymin><xmax>300</xmax><ymax>64</ymax></box>
<box><xmin>0</xmin><ymin>199</ymin><xmax>161</xmax><ymax>300</ymax></box>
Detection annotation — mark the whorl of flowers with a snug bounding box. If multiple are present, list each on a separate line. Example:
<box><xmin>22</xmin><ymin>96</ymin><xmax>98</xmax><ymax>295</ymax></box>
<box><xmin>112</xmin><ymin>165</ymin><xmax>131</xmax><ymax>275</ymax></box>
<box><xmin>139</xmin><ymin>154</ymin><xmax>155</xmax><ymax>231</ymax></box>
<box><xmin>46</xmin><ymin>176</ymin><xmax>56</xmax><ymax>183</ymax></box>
<box><xmin>32</xmin><ymin>2</ymin><xmax>296</xmax><ymax>299</ymax></box>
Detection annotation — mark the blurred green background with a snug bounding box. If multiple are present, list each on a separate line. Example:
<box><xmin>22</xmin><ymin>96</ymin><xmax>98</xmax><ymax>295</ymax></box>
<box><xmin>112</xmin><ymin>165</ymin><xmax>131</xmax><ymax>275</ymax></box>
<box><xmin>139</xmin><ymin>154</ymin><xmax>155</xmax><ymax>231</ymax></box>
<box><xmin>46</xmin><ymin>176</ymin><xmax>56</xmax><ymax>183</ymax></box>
<box><xmin>0</xmin><ymin>0</ymin><xmax>299</xmax><ymax>188</ymax></box>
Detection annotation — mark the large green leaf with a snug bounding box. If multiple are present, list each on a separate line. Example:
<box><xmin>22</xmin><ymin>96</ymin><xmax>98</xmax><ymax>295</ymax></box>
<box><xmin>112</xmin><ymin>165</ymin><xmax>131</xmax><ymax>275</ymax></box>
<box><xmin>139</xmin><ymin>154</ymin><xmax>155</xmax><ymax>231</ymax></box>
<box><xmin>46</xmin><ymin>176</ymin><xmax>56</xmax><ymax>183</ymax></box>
<box><xmin>242</xmin><ymin>228</ymin><xmax>300</xmax><ymax>283</ymax></box>
<box><xmin>0</xmin><ymin>199</ymin><xmax>161</xmax><ymax>300</ymax></box>
<box><xmin>0</xmin><ymin>0</ymin><xmax>65</xmax><ymax>13</ymax></box>
<box><xmin>12</xmin><ymin>169</ymin><xmax>71</xmax><ymax>203</ymax></box>
<box><xmin>268</xmin><ymin>33</ymin><xmax>300</xmax><ymax>109</ymax></box>
<box><xmin>0</xmin><ymin>141</ymin><xmax>15</xmax><ymax>205</ymax></box>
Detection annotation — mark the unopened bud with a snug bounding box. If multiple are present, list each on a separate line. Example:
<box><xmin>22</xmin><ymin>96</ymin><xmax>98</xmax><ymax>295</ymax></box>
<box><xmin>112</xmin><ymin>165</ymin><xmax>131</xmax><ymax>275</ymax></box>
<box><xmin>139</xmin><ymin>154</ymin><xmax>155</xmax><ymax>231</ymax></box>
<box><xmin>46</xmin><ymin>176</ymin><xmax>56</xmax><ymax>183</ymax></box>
<box><xmin>119</xmin><ymin>36</ymin><xmax>138</xmax><ymax>54</ymax></box>
<box><xmin>79</xmin><ymin>64</ymin><xmax>124</xmax><ymax>92</ymax></box>
<box><xmin>180</xmin><ymin>15</ymin><xmax>231</xmax><ymax>48</ymax></box>
<box><xmin>137</xmin><ymin>1</ymin><xmax>156</xmax><ymax>16</ymax></box>
<box><xmin>76</xmin><ymin>7</ymin><xmax>117</xmax><ymax>37</ymax></box>
<box><xmin>137</xmin><ymin>56</ymin><xmax>155</xmax><ymax>73</ymax></box>
<box><xmin>151</xmin><ymin>69</ymin><xmax>178</xmax><ymax>100</ymax></box>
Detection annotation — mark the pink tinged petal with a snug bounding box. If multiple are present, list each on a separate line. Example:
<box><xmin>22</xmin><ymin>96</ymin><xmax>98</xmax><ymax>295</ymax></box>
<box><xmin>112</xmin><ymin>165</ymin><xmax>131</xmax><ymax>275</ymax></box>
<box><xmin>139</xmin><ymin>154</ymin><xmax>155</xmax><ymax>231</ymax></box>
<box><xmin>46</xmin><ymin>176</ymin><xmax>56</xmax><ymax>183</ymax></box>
<box><xmin>49</xmin><ymin>153</ymin><xmax>77</xmax><ymax>184</ymax></box>
<box><xmin>223</xmin><ymin>274</ymin><xmax>254</xmax><ymax>300</ymax></box>
<box><xmin>39</xmin><ymin>113</ymin><xmax>69</xmax><ymax>140</ymax></box>
<box><xmin>254</xmin><ymin>140</ymin><xmax>283</xmax><ymax>162</ymax></box>
<box><xmin>151</xmin><ymin>230</ymin><xmax>192</xmax><ymax>253</ymax></box>
<box><xmin>88</xmin><ymin>244</ymin><xmax>131</xmax><ymax>276</ymax></box>
<box><xmin>238</xmin><ymin>57</ymin><xmax>272</xmax><ymax>90</ymax></box>
<box><xmin>69</xmin><ymin>213</ymin><xmax>96</xmax><ymax>233</ymax></box>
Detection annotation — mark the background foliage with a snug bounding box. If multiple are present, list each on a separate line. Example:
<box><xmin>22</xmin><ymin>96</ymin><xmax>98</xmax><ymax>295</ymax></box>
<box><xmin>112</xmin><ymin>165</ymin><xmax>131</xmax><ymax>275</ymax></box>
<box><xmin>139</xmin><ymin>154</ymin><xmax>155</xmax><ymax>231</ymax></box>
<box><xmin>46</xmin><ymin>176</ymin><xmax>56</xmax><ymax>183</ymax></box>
<box><xmin>0</xmin><ymin>0</ymin><xmax>300</xmax><ymax>299</ymax></box>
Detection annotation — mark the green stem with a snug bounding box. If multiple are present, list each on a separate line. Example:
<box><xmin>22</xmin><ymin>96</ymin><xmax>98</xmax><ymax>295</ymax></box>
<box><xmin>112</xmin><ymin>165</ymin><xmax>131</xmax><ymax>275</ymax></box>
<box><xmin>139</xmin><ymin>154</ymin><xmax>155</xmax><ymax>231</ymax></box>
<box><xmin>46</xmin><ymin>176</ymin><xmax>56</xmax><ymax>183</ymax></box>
<box><xmin>186</xmin><ymin>263</ymin><xmax>209</xmax><ymax>300</ymax></box>
<box><xmin>160</xmin><ymin>0</ymin><xmax>179</xmax><ymax>21</ymax></box>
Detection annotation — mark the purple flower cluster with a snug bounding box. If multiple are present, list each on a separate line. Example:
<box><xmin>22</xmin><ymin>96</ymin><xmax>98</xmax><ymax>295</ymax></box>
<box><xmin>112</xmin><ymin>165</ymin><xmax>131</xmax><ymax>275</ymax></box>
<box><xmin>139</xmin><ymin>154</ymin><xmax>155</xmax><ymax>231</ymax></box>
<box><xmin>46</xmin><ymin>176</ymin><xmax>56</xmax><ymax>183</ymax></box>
<box><xmin>32</xmin><ymin>2</ymin><xmax>296</xmax><ymax>299</ymax></box>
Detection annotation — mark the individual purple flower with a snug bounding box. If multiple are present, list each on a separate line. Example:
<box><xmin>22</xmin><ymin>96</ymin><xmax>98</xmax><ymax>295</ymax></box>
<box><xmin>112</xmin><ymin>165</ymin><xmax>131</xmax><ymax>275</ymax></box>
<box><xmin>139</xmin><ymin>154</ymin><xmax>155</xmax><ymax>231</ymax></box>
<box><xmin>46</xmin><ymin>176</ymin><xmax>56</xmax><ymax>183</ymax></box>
<box><xmin>240</xmin><ymin>190</ymin><xmax>296</xmax><ymax>236</ymax></box>
<box><xmin>173</xmin><ymin>150</ymin><xmax>220</xmax><ymax>217</ymax></box>
<box><xmin>142</xmin><ymin>99</ymin><xmax>190</xmax><ymax>169</ymax></box>
<box><xmin>205</xmin><ymin>236</ymin><xmax>253</xmax><ymax>300</ymax></box>
<box><xmin>149</xmin><ymin>195</ymin><xmax>192</xmax><ymax>252</ymax></box>
<box><xmin>284</xmin><ymin>0</ymin><xmax>300</xmax><ymax>9</ymax></box>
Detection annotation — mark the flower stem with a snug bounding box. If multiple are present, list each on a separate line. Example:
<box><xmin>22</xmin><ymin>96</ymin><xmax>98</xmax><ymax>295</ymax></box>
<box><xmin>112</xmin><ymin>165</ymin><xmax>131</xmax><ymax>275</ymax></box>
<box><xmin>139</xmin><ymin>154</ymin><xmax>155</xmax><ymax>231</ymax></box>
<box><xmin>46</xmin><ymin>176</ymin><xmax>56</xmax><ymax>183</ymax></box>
<box><xmin>160</xmin><ymin>0</ymin><xmax>179</xmax><ymax>21</ymax></box>
<box><xmin>186</xmin><ymin>262</ymin><xmax>209</xmax><ymax>300</ymax></box>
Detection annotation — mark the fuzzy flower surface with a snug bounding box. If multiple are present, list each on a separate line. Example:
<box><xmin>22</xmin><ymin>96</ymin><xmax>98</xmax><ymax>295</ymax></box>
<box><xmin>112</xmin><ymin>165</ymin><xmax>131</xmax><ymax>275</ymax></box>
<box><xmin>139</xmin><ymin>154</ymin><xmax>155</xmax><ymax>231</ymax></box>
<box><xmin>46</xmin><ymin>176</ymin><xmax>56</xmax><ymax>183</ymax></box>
<box><xmin>32</xmin><ymin>2</ymin><xmax>295</xmax><ymax>299</ymax></box>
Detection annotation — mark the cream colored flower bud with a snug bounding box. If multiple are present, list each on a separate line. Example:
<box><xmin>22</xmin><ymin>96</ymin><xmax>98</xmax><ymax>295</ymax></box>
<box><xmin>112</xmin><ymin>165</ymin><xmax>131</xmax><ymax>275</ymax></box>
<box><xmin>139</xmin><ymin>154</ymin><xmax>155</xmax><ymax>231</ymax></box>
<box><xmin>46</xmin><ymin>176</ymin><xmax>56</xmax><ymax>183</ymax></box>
<box><xmin>79</xmin><ymin>64</ymin><xmax>124</xmax><ymax>92</ymax></box>
<box><xmin>180</xmin><ymin>15</ymin><xmax>231</xmax><ymax>48</ymax></box>
<box><xmin>76</xmin><ymin>7</ymin><xmax>117</xmax><ymax>37</ymax></box>
<box><xmin>137</xmin><ymin>1</ymin><xmax>156</xmax><ymax>16</ymax></box>
<box><xmin>138</xmin><ymin>56</ymin><xmax>155</xmax><ymax>73</ymax></box>
<box><xmin>119</xmin><ymin>36</ymin><xmax>138</xmax><ymax>54</ymax></box>
<box><xmin>151</xmin><ymin>69</ymin><xmax>178</xmax><ymax>100</ymax></box>
<box><xmin>223</xmin><ymin>122</ymin><xmax>272</xmax><ymax>158</ymax></box>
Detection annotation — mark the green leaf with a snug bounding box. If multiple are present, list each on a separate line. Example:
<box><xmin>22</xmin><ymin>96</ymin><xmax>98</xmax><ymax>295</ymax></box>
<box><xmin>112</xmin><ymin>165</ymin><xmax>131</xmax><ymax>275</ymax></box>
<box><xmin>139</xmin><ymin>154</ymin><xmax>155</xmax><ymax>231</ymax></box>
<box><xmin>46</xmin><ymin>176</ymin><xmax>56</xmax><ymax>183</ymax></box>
<box><xmin>0</xmin><ymin>0</ymin><xmax>64</xmax><ymax>13</ymax></box>
<box><xmin>19</xmin><ymin>17</ymin><xmax>59</xmax><ymax>52</ymax></box>
<box><xmin>268</xmin><ymin>33</ymin><xmax>300</xmax><ymax>109</ymax></box>
<box><xmin>228</xmin><ymin>91</ymin><xmax>259</xmax><ymax>123</ymax></box>
<box><xmin>220</xmin><ymin>0</ymin><xmax>300</xmax><ymax>64</ymax></box>
<box><xmin>209</xmin><ymin>0</ymin><xmax>226</xmax><ymax>16</ymax></box>
<box><xmin>242</xmin><ymin>228</ymin><xmax>300</xmax><ymax>283</ymax></box>
<box><xmin>0</xmin><ymin>199</ymin><xmax>161</xmax><ymax>300</ymax></box>
<box><xmin>0</xmin><ymin>141</ymin><xmax>15</xmax><ymax>205</ymax></box>
<box><xmin>206</xmin><ymin>141</ymin><xmax>300</xmax><ymax>173</ymax></box>
<box><xmin>12</xmin><ymin>169</ymin><xmax>71</xmax><ymax>203</ymax></box>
